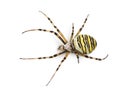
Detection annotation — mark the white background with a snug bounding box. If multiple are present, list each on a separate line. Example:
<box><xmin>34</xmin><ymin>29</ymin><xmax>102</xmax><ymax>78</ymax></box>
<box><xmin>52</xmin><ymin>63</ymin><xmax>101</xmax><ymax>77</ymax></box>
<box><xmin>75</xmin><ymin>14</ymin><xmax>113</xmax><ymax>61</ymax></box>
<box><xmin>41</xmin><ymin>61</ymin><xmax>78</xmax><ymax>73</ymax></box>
<box><xmin>0</xmin><ymin>0</ymin><xmax>120</xmax><ymax>94</ymax></box>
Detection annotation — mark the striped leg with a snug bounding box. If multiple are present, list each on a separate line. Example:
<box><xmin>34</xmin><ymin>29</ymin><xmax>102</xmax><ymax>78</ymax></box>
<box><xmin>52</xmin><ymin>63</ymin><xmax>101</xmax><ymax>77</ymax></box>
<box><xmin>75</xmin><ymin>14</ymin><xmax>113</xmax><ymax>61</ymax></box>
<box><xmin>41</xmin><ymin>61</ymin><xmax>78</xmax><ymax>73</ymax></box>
<box><xmin>20</xmin><ymin>51</ymin><xmax>66</xmax><ymax>60</ymax></box>
<box><xmin>46</xmin><ymin>52</ymin><xmax>70</xmax><ymax>86</ymax></box>
<box><xmin>22</xmin><ymin>29</ymin><xmax>66</xmax><ymax>44</ymax></box>
<box><xmin>70</xmin><ymin>23</ymin><xmax>74</xmax><ymax>42</ymax></box>
<box><xmin>75</xmin><ymin>14</ymin><xmax>89</xmax><ymax>37</ymax></box>
<box><xmin>39</xmin><ymin>11</ymin><xmax>68</xmax><ymax>44</ymax></box>
<box><xmin>70</xmin><ymin>23</ymin><xmax>80</xmax><ymax>63</ymax></box>
<box><xmin>82</xmin><ymin>54</ymin><xmax>108</xmax><ymax>61</ymax></box>
<box><xmin>75</xmin><ymin>53</ymin><xmax>80</xmax><ymax>63</ymax></box>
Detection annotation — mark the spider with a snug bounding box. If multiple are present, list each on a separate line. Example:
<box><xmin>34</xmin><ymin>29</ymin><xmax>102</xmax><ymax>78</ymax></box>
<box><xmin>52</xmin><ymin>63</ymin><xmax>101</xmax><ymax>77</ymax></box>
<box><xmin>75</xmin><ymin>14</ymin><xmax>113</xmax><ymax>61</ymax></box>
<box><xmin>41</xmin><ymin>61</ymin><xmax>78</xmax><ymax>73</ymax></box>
<box><xmin>20</xmin><ymin>11</ymin><xmax>108</xmax><ymax>86</ymax></box>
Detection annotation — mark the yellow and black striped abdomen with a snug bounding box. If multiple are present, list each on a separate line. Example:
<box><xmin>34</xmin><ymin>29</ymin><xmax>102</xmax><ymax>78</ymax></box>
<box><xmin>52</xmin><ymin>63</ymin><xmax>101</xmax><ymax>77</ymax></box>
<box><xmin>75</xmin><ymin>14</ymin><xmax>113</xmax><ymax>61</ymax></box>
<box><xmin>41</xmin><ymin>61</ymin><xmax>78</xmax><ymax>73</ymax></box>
<box><xmin>73</xmin><ymin>34</ymin><xmax>97</xmax><ymax>54</ymax></box>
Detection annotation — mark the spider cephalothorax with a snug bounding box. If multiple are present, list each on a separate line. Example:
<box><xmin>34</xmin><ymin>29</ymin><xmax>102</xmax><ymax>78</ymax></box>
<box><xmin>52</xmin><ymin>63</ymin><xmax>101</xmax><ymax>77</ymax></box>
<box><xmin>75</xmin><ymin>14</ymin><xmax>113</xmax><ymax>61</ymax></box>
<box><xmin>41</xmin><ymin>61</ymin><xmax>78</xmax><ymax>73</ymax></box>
<box><xmin>58</xmin><ymin>42</ymin><xmax>73</xmax><ymax>52</ymax></box>
<box><xmin>20</xmin><ymin>11</ymin><xmax>108</xmax><ymax>86</ymax></box>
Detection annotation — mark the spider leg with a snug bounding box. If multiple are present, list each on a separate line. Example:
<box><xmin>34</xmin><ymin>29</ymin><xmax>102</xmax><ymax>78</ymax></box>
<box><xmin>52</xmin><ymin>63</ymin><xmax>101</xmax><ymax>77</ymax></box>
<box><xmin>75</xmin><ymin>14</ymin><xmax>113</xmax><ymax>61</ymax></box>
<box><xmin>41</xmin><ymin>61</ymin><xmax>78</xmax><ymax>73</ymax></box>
<box><xmin>75</xmin><ymin>53</ymin><xmax>80</xmax><ymax>63</ymax></box>
<box><xmin>20</xmin><ymin>51</ymin><xmax>66</xmax><ymax>60</ymax></box>
<box><xmin>46</xmin><ymin>52</ymin><xmax>70</xmax><ymax>86</ymax></box>
<box><xmin>82</xmin><ymin>54</ymin><xmax>108</xmax><ymax>61</ymax></box>
<box><xmin>39</xmin><ymin>11</ymin><xmax>68</xmax><ymax>44</ymax></box>
<box><xmin>22</xmin><ymin>29</ymin><xmax>66</xmax><ymax>44</ymax></box>
<box><xmin>75</xmin><ymin>14</ymin><xmax>89</xmax><ymax>37</ymax></box>
<box><xmin>70</xmin><ymin>23</ymin><xmax>74</xmax><ymax>42</ymax></box>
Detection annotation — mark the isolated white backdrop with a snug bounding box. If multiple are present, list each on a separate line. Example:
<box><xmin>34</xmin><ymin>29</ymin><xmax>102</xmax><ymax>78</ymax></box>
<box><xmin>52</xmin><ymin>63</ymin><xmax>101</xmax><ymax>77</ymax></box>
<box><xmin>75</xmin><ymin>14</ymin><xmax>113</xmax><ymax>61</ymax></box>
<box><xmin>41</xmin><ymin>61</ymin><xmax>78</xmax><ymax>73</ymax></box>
<box><xmin>0</xmin><ymin>0</ymin><xmax>120</xmax><ymax>94</ymax></box>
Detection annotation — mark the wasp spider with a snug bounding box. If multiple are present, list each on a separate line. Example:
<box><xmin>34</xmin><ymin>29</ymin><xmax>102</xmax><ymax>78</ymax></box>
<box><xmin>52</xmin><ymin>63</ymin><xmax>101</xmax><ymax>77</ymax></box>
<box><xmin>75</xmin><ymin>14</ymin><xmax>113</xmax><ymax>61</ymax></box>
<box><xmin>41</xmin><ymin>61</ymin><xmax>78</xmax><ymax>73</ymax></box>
<box><xmin>20</xmin><ymin>11</ymin><xmax>108</xmax><ymax>86</ymax></box>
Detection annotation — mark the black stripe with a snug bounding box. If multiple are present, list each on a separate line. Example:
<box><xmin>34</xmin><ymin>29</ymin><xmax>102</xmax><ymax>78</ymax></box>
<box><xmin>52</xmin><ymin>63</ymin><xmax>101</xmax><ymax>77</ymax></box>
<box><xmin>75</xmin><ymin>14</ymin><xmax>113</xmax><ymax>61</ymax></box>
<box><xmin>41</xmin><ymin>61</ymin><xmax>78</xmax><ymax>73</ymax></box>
<box><xmin>96</xmin><ymin>58</ymin><xmax>101</xmax><ymax>61</ymax></box>
<box><xmin>38</xmin><ymin>29</ymin><xmax>42</xmax><ymax>31</ymax></box>
<box><xmin>77</xmin><ymin>36</ymin><xmax>82</xmax><ymax>48</ymax></box>
<box><xmin>47</xmin><ymin>17</ymin><xmax>53</xmax><ymax>24</ymax></box>
<box><xmin>90</xmin><ymin>37</ymin><xmax>94</xmax><ymax>49</ymax></box>
<box><xmin>82</xmin><ymin>35</ymin><xmax>87</xmax><ymax>53</ymax></box>
<box><xmin>47</xmin><ymin>17</ymin><xmax>51</xmax><ymax>21</ymax></box>
<box><xmin>56</xmin><ymin>65</ymin><xmax>61</xmax><ymax>71</ymax></box>
<box><xmin>77</xmin><ymin>36</ymin><xmax>84</xmax><ymax>52</ymax></box>
<box><xmin>49</xmin><ymin>56</ymin><xmax>53</xmax><ymax>58</ymax></box>
<box><xmin>85</xmin><ymin>35</ymin><xmax>90</xmax><ymax>52</ymax></box>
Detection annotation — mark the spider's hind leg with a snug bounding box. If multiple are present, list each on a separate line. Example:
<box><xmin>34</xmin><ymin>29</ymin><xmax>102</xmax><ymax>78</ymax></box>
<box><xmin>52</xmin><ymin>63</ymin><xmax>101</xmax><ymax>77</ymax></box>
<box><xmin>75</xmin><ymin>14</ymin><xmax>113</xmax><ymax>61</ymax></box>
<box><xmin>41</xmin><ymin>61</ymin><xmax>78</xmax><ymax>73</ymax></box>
<box><xmin>82</xmin><ymin>54</ymin><xmax>108</xmax><ymax>61</ymax></box>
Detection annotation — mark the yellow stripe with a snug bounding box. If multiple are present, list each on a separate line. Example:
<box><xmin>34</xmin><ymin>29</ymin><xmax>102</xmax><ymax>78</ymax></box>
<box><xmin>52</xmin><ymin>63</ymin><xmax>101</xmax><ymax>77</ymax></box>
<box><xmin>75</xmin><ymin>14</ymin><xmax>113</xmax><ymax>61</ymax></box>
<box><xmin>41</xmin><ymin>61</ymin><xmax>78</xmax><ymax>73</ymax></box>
<box><xmin>80</xmin><ymin>35</ymin><xmax>86</xmax><ymax>53</ymax></box>
<box><xmin>94</xmin><ymin>39</ymin><xmax>97</xmax><ymax>47</ymax></box>
<box><xmin>73</xmin><ymin>36</ymin><xmax>83</xmax><ymax>53</ymax></box>
<box><xmin>87</xmin><ymin>35</ymin><xmax>92</xmax><ymax>52</ymax></box>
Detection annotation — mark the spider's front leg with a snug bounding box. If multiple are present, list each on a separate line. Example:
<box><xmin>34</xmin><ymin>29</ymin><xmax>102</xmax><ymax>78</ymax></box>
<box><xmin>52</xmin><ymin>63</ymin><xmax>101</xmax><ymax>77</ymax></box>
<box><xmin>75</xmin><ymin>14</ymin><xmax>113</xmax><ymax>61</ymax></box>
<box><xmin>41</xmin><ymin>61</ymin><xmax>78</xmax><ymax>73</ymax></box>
<box><xmin>46</xmin><ymin>52</ymin><xmax>70</xmax><ymax>86</ymax></box>
<box><xmin>39</xmin><ymin>11</ymin><xmax>68</xmax><ymax>43</ymax></box>
<box><xmin>22</xmin><ymin>29</ymin><xmax>66</xmax><ymax>44</ymax></box>
<box><xmin>20</xmin><ymin>51</ymin><xmax>66</xmax><ymax>60</ymax></box>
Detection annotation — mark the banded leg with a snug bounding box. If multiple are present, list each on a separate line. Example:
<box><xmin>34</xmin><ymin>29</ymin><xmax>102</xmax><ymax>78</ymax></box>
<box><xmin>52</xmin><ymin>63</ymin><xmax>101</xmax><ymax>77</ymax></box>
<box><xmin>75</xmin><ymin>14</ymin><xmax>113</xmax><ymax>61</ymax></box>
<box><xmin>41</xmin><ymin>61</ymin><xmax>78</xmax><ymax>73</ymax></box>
<box><xmin>20</xmin><ymin>51</ymin><xmax>66</xmax><ymax>60</ymax></box>
<box><xmin>82</xmin><ymin>54</ymin><xmax>108</xmax><ymax>61</ymax></box>
<box><xmin>22</xmin><ymin>29</ymin><xmax>66</xmax><ymax>44</ymax></box>
<box><xmin>46</xmin><ymin>52</ymin><xmax>70</xmax><ymax>86</ymax></box>
<box><xmin>75</xmin><ymin>53</ymin><xmax>80</xmax><ymax>63</ymax></box>
<box><xmin>70</xmin><ymin>23</ymin><xmax>74</xmax><ymax>42</ymax></box>
<box><xmin>75</xmin><ymin>14</ymin><xmax>89</xmax><ymax>37</ymax></box>
<box><xmin>39</xmin><ymin>11</ymin><xmax>68</xmax><ymax>44</ymax></box>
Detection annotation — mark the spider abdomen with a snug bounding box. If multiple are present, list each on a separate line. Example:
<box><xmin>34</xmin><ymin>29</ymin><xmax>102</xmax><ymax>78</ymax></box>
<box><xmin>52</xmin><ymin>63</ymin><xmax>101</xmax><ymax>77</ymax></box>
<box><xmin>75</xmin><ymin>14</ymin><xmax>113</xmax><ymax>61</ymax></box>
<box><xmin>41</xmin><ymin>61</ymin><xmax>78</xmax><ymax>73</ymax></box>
<box><xmin>72</xmin><ymin>34</ymin><xmax>97</xmax><ymax>54</ymax></box>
